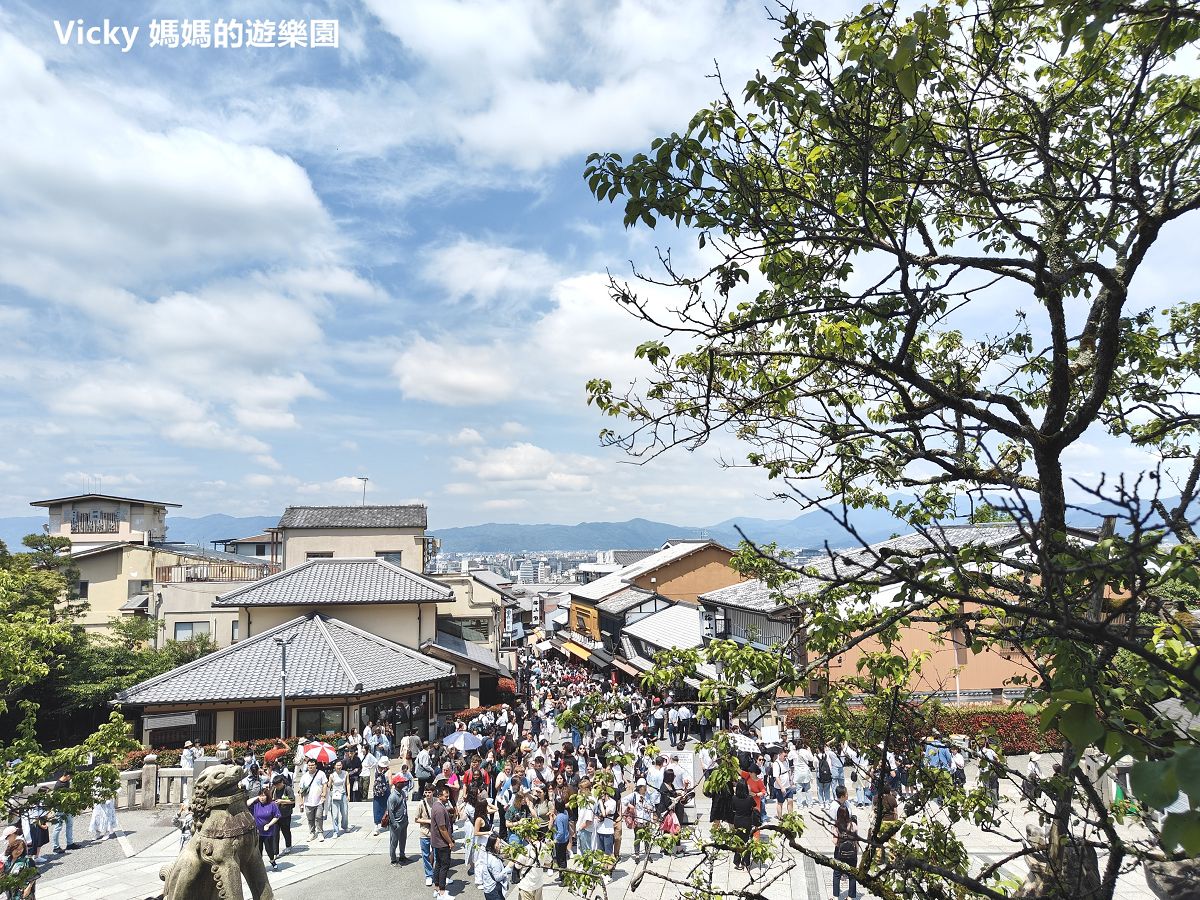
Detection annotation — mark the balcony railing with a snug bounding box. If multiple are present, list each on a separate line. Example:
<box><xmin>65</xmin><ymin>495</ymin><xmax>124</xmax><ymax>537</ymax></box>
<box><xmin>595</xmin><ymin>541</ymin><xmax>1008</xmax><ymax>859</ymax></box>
<box><xmin>70</xmin><ymin>514</ymin><xmax>120</xmax><ymax>534</ymax></box>
<box><xmin>155</xmin><ymin>563</ymin><xmax>279</xmax><ymax>584</ymax></box>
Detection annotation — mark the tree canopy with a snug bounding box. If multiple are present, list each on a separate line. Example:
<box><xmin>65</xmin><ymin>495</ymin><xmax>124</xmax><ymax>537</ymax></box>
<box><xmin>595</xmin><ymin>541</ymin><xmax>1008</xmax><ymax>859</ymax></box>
<box><xmin>584</xmin><ymin>0</ymin><xmax>1200</xmax><ymax>896</ymax></box>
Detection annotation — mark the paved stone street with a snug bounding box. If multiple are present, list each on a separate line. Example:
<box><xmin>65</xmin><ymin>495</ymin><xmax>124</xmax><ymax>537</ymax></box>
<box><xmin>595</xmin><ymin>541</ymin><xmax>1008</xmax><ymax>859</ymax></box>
<box><xmin>39</xmin><ymin>776</ymin><xmax>1160</xmax><ymax>900</ymax></box>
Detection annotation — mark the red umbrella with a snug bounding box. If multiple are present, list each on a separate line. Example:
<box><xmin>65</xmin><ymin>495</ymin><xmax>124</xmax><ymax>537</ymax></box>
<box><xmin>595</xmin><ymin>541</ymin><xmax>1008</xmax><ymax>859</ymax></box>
<box><xmin>302</xmin><ymin>741</ymin><xmax>338</xmax><ymax>764</ymax></box>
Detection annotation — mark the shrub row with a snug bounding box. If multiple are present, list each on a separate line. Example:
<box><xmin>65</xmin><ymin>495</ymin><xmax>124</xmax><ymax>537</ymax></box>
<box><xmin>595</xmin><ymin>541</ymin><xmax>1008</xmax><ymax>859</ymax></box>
<box><xmin>783</xmin><ymin>705</ymin><xmax>1062</xmax><ymax>755</ymax></box>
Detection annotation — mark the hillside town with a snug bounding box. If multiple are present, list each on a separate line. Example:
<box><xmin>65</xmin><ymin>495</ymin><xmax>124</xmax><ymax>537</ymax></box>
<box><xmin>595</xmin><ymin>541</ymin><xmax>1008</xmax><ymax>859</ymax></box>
<box><xmin>2</xmin><ymin>2</ymin><xmax>1199</xmax><ymax>900</ymax></box>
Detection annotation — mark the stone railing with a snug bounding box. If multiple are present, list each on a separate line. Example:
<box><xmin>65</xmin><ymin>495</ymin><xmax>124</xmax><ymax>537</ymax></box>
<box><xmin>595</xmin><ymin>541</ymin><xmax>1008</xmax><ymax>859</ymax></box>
<box><xmin>29</xmin><ymin>756</ymin><xmax>203</xmax><ymax>811</ymax></box>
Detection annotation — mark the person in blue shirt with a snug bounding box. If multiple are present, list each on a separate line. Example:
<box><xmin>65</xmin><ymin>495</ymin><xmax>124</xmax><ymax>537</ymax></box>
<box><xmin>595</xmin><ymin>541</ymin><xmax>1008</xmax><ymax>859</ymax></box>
<box><xmin>924</xmin><ymin>739</ymin><xmax>952</xmax><ymax>771</ymax></box>
<box><xmin>552</xmin><ymin>798</ymin><xmax>570</xmax><ymax>872</ymax></box>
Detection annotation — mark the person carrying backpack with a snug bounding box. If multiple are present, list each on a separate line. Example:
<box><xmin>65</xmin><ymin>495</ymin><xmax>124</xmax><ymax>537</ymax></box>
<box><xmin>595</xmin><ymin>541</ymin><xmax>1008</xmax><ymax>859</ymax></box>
<box><xmin>816</xmin><ymin>743</ymin><xmax>834</xmax><ymax>804</ymax></box>
<box><xmin>832</xmin><ymin>784</ymin><xmax>859</xmax><ymax>900</ymax></box>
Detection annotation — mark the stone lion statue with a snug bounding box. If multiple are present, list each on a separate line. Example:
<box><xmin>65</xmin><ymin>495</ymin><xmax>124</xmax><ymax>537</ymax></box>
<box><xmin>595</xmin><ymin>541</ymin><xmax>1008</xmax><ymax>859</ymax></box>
<box><xmin>158</xmin><ymin>764</ymin><xmax>273</xmax><ymax>900</ymax></box>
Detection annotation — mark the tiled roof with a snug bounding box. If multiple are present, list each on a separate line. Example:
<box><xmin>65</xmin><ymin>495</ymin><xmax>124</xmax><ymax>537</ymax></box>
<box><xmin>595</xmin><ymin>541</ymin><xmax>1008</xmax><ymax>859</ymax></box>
<box><xmin>571</xmin><ymin>540</ymin><xmax>727</xmax><ymax>602</ymax></box>
<box><xmin>611</xmin><ymin>550</ymin><xmax>658</xmax><ymax>566</ymax></box>
<box><xmin>214</xmin><ymin>558</ymin><xmax>453</xmax><ymax>607</ymax></box>
<box><xmin>277</xmin><ymin>505</ymin><xmax>428</xmax><ymax>529</ymax></box>
<box><xmin>596</xmin><ymin>585</ymin><xmax>658</xmax><ymax>615</ymax></box>
<box><xmin>113</xmin><ymin>614</ymin><xmax>455</xmax><ymax>705</ymax></box>
<box><xmin>421</xmin><ymin>631</ymin><xmax>510</xmax><ymax>676</ymax></box>
<box><xmin>622</xmin><ymin>603</ymin><xmax>704</xmax><ymax>651</ymax></box>
<box><xmin>700</xmin><ymin>524</ymin><xmax>1026</xmax><ymax>613</ymax></box>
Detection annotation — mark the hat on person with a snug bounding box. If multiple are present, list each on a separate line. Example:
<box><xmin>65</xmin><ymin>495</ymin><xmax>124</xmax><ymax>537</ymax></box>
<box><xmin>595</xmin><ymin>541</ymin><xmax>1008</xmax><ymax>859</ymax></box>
<box><xmin>184</xmin><ymin>740</ymin><xmax>193</xmax><ymax>748</ymax></box>
<box><xmin>1</xmin><ymin>826</ymin><xmax>17</xmax><ymax>841</ymax></box>
<box><xmin>391</xmin><ymin>773</ymin><xmax>409</xmax><ymax>786</ymax></box>
<box><xmin>637</xmin><ymin>778</ymin><xmax>647</xmax><ymax>786</ymax></box>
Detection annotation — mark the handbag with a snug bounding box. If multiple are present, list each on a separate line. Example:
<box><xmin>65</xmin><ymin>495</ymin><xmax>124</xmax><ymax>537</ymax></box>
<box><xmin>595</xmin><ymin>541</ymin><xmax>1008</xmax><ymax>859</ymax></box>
<box><xmin>623</xmin><ymin>803</ymin><xmax>636</xmax><ymax>829</ymax></box>
<box><xmin>381</xmin><ymin>811</ymin><xmax>390</xmax><ymax>828</ymax></box>
<box><xmin>661</xmin><ymin>810</ymin><xmax>680</xmax><ymax>835</ymax></box>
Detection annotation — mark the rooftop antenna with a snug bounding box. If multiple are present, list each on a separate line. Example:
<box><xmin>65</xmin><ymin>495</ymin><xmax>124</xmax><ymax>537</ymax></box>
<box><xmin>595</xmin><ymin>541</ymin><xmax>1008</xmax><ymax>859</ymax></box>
<box><xmin>356</xmin><ymin>476</ymin><xmax>368</xmax><ymax>506</ymax></box>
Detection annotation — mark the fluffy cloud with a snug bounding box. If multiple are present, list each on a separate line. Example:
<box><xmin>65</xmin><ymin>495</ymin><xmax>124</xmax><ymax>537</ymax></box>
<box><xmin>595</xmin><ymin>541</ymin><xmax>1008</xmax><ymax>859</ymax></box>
<box><xmin>420</xmin><ymin>238</ymin><xmax>559</xmax><ymax>307</ymax></box>
<box><xmin>393</xmin><ymin>337</ymin><xmax>518</xmax><ymax>406</ymax></box>
<box><xmin>451</xmin><ymin>443</ymin><xmax>601</xmax><ymax>493</ymax></box>
<box><xmin>449</xmin><ymin>427</ymin><xmax>486</xmax><ymax>446</ymax></box>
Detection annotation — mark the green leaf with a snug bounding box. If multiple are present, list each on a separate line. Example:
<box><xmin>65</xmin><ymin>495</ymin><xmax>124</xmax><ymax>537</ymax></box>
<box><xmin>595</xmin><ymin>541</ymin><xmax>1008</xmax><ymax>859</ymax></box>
<box><xmin>1160</xmin><ymin>810</ymin><xmax>1200</xmax><ymax>856</ymax></box>
<box><xmin>1176</xmin><ymin>747</ymin><xmax>1200</xmax><ymax>805</ymax></box>
<box><xmin>1058</xmin><ymin>704</ymin><xmax>1104</xmax><ymax>746</ymax></box>
<box><xmin>1130</xmin><ymin>760</ymin><xmax>1180</xmax><ymax>811</ymax></box>
<box><xmin>896</xmin><ymin>69</ymin><xmax>917</xmax><ymax>101</ymax></box>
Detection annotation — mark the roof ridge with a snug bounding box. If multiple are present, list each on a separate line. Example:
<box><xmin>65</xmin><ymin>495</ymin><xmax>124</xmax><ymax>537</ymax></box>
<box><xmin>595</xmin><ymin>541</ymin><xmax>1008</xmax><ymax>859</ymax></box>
<box><xmin>215</xmin><ymin>557</ymin><xmax>319</xmax><ymax>604</ymax></box>
<box><xmin>113</xmin><ymin>614</ymin><xmax>309</xmax><ymax>703</ymax></box>
<box><xmin>312</xmin><ymin>615</ymin><xmax>362</xmax><ymax>692</ymax></box>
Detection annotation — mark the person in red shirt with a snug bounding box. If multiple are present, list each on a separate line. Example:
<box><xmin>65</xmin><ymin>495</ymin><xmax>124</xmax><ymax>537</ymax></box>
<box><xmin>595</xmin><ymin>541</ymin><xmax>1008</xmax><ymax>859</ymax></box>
<box><xmin>263</xmin><ymin>740</ymin><xmax>289</xmax><ymax>769</ymax></box>
<box><xmin>741</xmin><ymin>764</ymin><xmax>767</xmax><ymax>813</ymax></box>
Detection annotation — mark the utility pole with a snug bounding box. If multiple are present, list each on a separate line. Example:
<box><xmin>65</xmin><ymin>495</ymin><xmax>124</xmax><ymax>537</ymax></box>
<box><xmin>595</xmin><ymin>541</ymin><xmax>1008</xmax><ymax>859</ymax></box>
<box><xmin>275</xmin><ymin>634</ymin><xmax>294</xmax><ymax>739</ymax></box>
<box><xmin>356</xmin><ymin>476</ymin><xmax>368</xmax><ymax>506</ymax></box>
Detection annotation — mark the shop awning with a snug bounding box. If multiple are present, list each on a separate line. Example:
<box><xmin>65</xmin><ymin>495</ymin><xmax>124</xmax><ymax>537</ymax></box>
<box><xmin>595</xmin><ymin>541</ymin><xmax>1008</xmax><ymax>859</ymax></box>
<box><xmin>561</xmin><ymin>640</ymin><xmax>592</xmax><ymax>662</ymax></box>
<box><xmin>612</xmin><ymin>658</ymin><xmax>642</xmax><ymax>678</ymax></box>
<box><xmin>534</xmin><ymin>639</ymin><xmax>552</xmax><ymax>652</ymax></box>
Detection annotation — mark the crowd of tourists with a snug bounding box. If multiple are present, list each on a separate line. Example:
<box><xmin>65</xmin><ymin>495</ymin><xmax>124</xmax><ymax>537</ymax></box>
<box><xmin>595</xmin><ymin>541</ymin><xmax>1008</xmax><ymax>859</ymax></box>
<box><xmin>158</xmin><ymin>651</ymin><xmax>1015</xmax><ymax>900</ymax></box>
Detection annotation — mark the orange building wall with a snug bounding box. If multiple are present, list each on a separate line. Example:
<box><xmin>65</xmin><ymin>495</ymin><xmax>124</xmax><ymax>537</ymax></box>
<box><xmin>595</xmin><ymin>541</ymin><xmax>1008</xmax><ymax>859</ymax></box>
<box><xmin>826</xmin><ymin>616</ymin><xmax>1034</xmax><ymax>694</ymax></box>
<box><xmin>630</xmin><ymin>547</ymin><xmax>745</xmax><ymax>603</ymax></box>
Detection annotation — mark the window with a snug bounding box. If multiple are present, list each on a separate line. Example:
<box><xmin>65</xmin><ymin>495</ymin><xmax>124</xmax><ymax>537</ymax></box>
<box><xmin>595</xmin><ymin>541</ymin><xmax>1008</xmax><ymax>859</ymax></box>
<box><xmin>376</xmin><ymin>551</ymin><xmax>403</xmax><ymax>565</ymax></box>
<box><xmin>360</xmin><ymin>692</ymin><xmax>429</xmax><ymax>739</ymax></box>
<box><xmin>438</xmin><ymin>616</ymin><xmax>490</xmax><ymax>642</ymax></box>
<box><xmin>174</xmin><ymin>621</ymin><xmax>211</xmax><ymax>642</ymax></box>
<box><xmin>254</xmin><ymin>543</ymin><xmax>267</xmax><ymax>556</ymax></box>
<box><xmin>296</xmin><ymin>708</ymin><xmax>345</xmax><ymax>736</ymax></box>
<box><xmin>231</xmin><ymin>620</ymin><xmax>240</xmax><ymax>643</ymax></box>
<box><xmin>439</xmin><ymin>675</ymin><xmax>471</xmax><ymax>712</ymax></box>
<box><xmin>148</xmin><ymin>712</ymin><xmax>215</xmax><ymax>749</ymax></box>
<box><xmin>235</xmin><ymin>708</ymin><xmax>282</xmax><ymax>742</ymax></box>
<box><xmin>306</xmin><ymin>551</ymin><xmax>333</xmax><ymax>560</ymax></box>
<box><xmin>77</xmin><ymin>580</ymin><xmax>89</xmax><ymax>600</ymax></box>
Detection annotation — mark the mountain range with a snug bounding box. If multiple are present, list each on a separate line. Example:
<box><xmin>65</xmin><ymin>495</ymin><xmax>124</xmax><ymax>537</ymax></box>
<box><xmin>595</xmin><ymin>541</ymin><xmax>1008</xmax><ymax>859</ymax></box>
<box><xmin>0</xmin><ymin>497</ymin><xmax>1171</xmax><ymax>555</ymax></box>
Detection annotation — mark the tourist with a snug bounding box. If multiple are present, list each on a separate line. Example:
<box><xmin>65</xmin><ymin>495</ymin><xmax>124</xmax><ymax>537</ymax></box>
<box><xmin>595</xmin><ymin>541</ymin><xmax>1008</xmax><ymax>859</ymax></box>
<box><xmin>429</xmin><ymin>785</ymin><xmax>455</xmax><ymax>900</ymax></box>
<box><xmin>477</xmin><ymin>834</ymin><xmax>512</xmax><ymax>900</ymax></box>
<box><xmin>816</xmin><ymin>743</ymin><xmax>835</xmax><ymax>803</ymax></box>
<box><xmin>575</xmin><ymin>779</ymin><xmax>595</xmax><ymax>854</ymax></box>
<box><xmin>771</xmin><ymin>749</ymin><xmax>794</xmax><ymax>817</ymax></box>
<box><xmin>511</xmin><ymin>840</ymin><xmax>545</xmax><ymax>900</ymax></box>
<box><xmin>952</xmin><ymin>744</ymin><xmax>968</xmax><ymax>789</ymax></box>
<box><xmin>249</xmin><ymin>785</ymin><xmax>282</xmax><ymax>870</ymax></box>
<box><xmin>298</xmin><ymin>758</ymin><xmax>328</xmax><ymax>843</ymax></box>
<box><xmin>240</xmin><ymin>764</ymin><xmax>264</xmax><ymax>800</ymax></box>
<box><xmin>87</xmin><ymin>777</ymin><xmax>119</xmax><ymax>842</ymax></box>
<box><xmin>371</xmin><ymin>760</ymin><xmax>391</xmax><ymax>836</ymax></box>
<box><xmin>180</xmin><ymin>740</ymin><xmax>199</xmax><ymax>800</ymax></box>
<box><xmin>593</xmin><ymin>786</ymin><xmax>617</xmax><ymax>858</ymax></box>
<box><xmin>172</xmin><ymin>802</ymin><xmax>193</xmax><ymax>851</ymax></box>
<box><xmin>387</xmin><ymin>772</ymin><xmax>410</xmax><ymax>865</ymax></box>
<box><xmin>271</xmin><ymin>774</ymin><xmax>295</xmax><ymax>854</ymax></box>
<box><xmin>832</xmin><ymin>784</ymin><xmax>859</xmax><ymax>899</ymax></box>
<box><xmin>550</xmin><ymin>797</ymin><xmax>570</xmax><ymax>873</ymax></box>
<box><xmin>793</xmin><ymin>742</ymin><xmax>814</xmax><ymax>807</ymax></box>
<box><xmin>415</xmin><ymin>784</ymin><xmax>436</xmax><ymax>886</ymax></box>
<box><xmin>327</xmin><ymin>759</ymin><xmax>350</xmax><ymax>837</ymax></box>
<box><xmin>49</xmin><ymin>774</ymin><xmax>76</xmax><ymax>853</ymax></box>
<box><xmin>4</xmin><ymin>837</ymin><xmax>37</xmax><ymax>900</ymax></box>
<box><xmin>731</xmin><ymin>779</ymin><xmax>756</xmax><ymax>870</ymax></box>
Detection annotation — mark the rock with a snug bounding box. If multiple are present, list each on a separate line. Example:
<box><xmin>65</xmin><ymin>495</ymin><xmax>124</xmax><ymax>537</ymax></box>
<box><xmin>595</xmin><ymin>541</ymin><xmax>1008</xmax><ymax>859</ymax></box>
<box><xmin>1144</xmin><ymin>858</ymin><xmax>1200</xmax><ymax>900</ymax></box>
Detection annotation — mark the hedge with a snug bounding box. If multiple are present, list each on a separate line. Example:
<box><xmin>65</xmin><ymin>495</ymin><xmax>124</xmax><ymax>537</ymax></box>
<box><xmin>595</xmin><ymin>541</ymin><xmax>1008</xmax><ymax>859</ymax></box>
<box><xmin>783</xmin><ymin>706</ymin><xmax>1062</xmax><ymax>755</ymax></box>
<box><xmin>118</xmin><ymin>735</ymin><xmax>346</xmax><ymax>771</ymax></box>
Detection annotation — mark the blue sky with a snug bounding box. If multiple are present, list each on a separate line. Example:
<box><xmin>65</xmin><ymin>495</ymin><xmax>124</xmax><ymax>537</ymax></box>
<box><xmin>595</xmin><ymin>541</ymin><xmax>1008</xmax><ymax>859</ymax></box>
<box><xmin>0</xmin><ymin>0</ymin><xmax>809</xmax><ymax>527</ymax></box>
<box><xmin>0</xmin><ymin>1</ymin><xmax>1191</xmax><ymax>529</ymax></box>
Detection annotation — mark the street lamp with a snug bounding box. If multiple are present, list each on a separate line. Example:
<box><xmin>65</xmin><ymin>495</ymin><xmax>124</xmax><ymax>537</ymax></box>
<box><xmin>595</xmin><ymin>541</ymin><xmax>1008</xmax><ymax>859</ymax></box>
<box><xmin>274</xmin><ymin>634</ymin><xmax>295</xmax><ymax>739</ymax></box>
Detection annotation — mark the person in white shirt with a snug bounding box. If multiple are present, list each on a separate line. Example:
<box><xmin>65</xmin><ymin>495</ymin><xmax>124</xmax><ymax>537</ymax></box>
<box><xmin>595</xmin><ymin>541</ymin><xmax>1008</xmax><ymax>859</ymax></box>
<box><xmin>771</xmin><ymin>750</ymin><xmax>794</xmax><ymax>816</ymax></box>
<box><xmin>791</xmin><ymin>743</ymin><xmax>813</xmax><ymax>807</ymax></box>
<box><xmin>361</xmin><ymin>747</ymin><xmax>380</xmax><ymax>802</ymax></box>
<box><xmin>576</xmin><ymin>783</ymin><xmax>596</xmax><ymax>854</ymax></box>
<box><xmin>298</xmin><ymin>759</ymin><xmax>328</xmax><ymax>842</ymax></box>
<box><xmin>593</xmin><ymin>790</ymin><xmax>617</xmax><ymax>857</ymax></box>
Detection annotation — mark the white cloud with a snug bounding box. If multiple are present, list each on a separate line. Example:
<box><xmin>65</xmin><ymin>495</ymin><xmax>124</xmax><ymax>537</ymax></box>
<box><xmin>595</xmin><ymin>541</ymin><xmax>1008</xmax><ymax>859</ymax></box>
<box><xmin>498</xmin><ymin>421</ymin><xmax>528</xmax><ymax>437</ymax></box>
<box><xmin>393</xmin><ymin>337</ymin><xmax>518</xmax><ymax>406</ymax></box>
<box><xmin>254</xmin><ymin>455</ymin><xmax>283</xmax><ymax>471</ymax></box>
<box><xmin>58</xmin><ymin>471</ymin><xmax>143</xmax><ymax>487</ymax></box>
<box><xmin>244</xmin><ymin>473</ymin><xmax>275</xmax><ymax>488</ymax></box>
<box><xmin>449</xmin><ymin>427</ymin><xmax>486</xmax><ymax>446</ymax></box>
<box><xmin>296</xmin><ymin>476</ymin><xmax>372</xmax><ymax>496</ymax></box>
<box><xmin>162</xmin><ymin>421</ymin><xmax>270</xmax><ymax>455</ymax></box>
<box><xmin>452</xmin><ymin>442</ymin><xmax>601</xmax><ymax>493</ymax></box>
<box><xmin>420</xmin><ymin>238</ymin><xmax>559</xmax><ymax>307</ymax></box>
<box><xmin>481</xmin><ymin>498</ymin><xmax>528</xmax><ymax>511</ymax></box>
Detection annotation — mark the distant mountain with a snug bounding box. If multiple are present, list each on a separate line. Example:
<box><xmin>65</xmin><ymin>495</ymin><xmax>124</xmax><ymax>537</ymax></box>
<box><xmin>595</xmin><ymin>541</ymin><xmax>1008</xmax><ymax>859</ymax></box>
<box><xmin>431</xmin><ymin>507</ymin><xmax>913</xmax><ymax>553</ymax></box>
<box><xmin>0</xmin><ymin>514</ymin><xmax>278</xmax><ymax>552</ymax></box>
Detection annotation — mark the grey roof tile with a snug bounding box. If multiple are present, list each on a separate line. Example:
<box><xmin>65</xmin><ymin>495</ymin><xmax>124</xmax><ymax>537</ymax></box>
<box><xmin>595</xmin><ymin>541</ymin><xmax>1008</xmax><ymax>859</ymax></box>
<box><xmin>113</xmin><ymin>614</ymin><xmax>455</xmax><ymax>705</ymax></box>
<box><xmin>596</xmin><ymin>585</ymin><xmax>658</xmax><ymax>615</ymax></box>
<box><xmin>611</xmin><ymin>550</ymin><xmax>658</xmax><ymax>566</ymax></box>
<box><xmin>278</xmin><ymin>505</ymin><xmax>428</xmax><ymax>529</ymax></box>
<box><xmin>700</xmin><ymin>524</ymin><xmax>1026</xmax><ymax>613</ymax></box>
<box><xmin>214</xmin><ymin>558</ymin><xmax>453</xmax><ymax>607</ymax></box>
<box><xmin>622</xmin><ymin>603</ymin><xmax>704</xmax><ymax>651</ymax></box>
<box><xmin>422</xmin><ymin>631</ymin><xmax>510</xmax><ymax>676</ymax></box>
